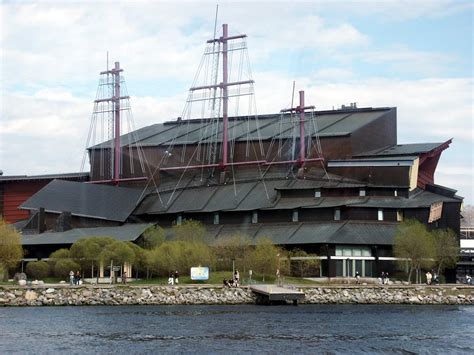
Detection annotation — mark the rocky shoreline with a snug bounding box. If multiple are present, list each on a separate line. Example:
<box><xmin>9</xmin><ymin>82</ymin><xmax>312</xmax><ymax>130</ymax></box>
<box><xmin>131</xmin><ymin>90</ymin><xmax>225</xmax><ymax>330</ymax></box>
<box><xmin>0</xmin><ymin>285</ymin><xmax>472</xmax><ymax>306</ymax></box>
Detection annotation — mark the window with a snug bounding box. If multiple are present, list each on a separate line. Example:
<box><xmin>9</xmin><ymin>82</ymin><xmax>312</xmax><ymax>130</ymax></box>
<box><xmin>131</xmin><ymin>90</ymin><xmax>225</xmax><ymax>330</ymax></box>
<box><xmin>334</xmin><ymin>208</ymin><xmax>341</xmax><ymax>221</ymax></box>
<box><xmin>378</xmin><ymin>209</ymin><xmax>384</xmax><ymax>221</ymax></box>
<box><xmin>213</xmin><ymin>212</ymin><xmax>219</xmax><ymax>225</ymax></box>
<box><xmin>335</xmin><ymin>246</ymin><xmax>372</xmax><ymax>257</ymax></box>
<box><xmin>359</xmin><ymin>188</ymin><xmax>366</xmax><ymax>197</ymax></box>
<box><xmin>397</xmin><ymin>210</ymin><xmax>404</xmax><ymax>222</ymax></box>
<box><xmin>252</xmin><ymin>211</ymin><xmax>258</xmax><ymax>224</ymax></box>
<box><xmin>315</xmin><ymin>189</ymin><xmax>321</xmax><ymax>198</ymax></box>
<box><xmin>176</xmin><ymin>214</ymin><xmax>182</xmax><ymax>225</ymax></box>
<box><xmin>292</xmin><ymin>210</ymin><xmax>299</xmax><ymax>222</ymax></box>
<box><xmin>394</xmin><ymin>189</ymin><xmax>398</xmax><ymax>197</ymax></box>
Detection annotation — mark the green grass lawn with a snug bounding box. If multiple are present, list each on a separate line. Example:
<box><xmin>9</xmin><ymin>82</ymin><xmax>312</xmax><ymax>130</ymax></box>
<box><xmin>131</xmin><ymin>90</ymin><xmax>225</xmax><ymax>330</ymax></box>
<box><xmin>128</xmin><ymin>271</ymin><xmax>321</xmax><ymax>286</ymax></box>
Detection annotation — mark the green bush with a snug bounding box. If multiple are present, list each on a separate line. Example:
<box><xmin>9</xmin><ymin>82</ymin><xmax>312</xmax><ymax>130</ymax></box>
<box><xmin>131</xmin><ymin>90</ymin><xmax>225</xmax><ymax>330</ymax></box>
<box><xmin>26</xmin><ymin>260</ymin><xmax>50</xmax><ymax>280</ymax></box>
<box><xmin>54</xmin><ymin>259</ymin><xmax>80</xmax><ymax>278</ymax></box>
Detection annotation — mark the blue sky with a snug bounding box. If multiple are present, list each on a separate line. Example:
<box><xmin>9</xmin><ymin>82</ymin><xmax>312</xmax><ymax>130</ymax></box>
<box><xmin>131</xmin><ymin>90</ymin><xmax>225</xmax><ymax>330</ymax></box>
<box><xmin>0</xmin><ymin>0</ymin><xmax>472</xmax><ymax>204</ymax></box>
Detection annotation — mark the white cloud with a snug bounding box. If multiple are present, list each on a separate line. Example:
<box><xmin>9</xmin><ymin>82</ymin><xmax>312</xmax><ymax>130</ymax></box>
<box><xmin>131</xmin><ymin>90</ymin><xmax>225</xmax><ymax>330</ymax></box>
<box><xmin>0</xmin><ymin>1</ymin><xmax>472</xmax><ymax>203</ymax></box>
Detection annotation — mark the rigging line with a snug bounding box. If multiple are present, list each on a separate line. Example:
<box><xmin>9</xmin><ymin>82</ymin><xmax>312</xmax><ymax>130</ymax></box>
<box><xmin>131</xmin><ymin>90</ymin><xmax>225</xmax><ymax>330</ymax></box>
<box><xmin>125</xmin><ymin>102</ymin><xmax>134</xmax><ymax>175</ymax></box>
<box><xmin>179</xmin><ymin>52</ymin><xmax>208</xmax><ymax>165</ymax></box>
<box><xmin>277</xmin><ymin>112</ymin><xmax>284</xmax><ymax>158</ymax></box>
<box><xmin>198</xmin><ymin>48</ymin><xmax>212</xmax><ymax>163</ymax></box>
<box><xmin>81</xmin><ymin>81</ymin><xmax>101</xmax><ymax>172</ymax></box>
<box><xmin>166</xmin><ymin>142</ymin><xmax>201</xmax><ymax>206</ymax></box>
<box><xmin>122</xmin><ymin>82</ymin><xmax>146</xmax><ymax>174</ymax></box>
<box><xmin>88</xmin><ymin>111</ymin><xmax>98</xmax><ymax>177</ymax></box>
<box><xmin>213</xmin><ymin>4</ymin><xmax>219</xmax><ymax>42</ymax></box>
<box><xmin>249</xmin><ymin>134</ymin><xmax>270</xmax><ymax>201</ymax></box>
<box><xmin>181</xmin><ymin>94</ymin><xmax>193</xmax><ymax>163</ymax></box>
<box><xmin>310</xmin><ymin>108</ymin><xmax>329</xmax><ymax>180</ymax></box>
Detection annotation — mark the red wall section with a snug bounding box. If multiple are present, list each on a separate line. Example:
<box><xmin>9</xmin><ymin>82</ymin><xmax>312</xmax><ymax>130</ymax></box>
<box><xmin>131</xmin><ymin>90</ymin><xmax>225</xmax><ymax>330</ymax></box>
<box><xmin>2</xmin><ymin>181</ymin><xmax>49</xmax><ymax>224</ymax></box>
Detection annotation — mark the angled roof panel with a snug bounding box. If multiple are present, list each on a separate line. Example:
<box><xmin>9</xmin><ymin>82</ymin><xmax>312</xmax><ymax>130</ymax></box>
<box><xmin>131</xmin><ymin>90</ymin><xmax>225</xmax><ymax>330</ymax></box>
<box><xmin>355</xmin><ymin>142</ymin><xmax>447</xmax><ymax>157</ymax></box>
<box><xmin>235</xmin><ymin>180</ymin><xmax>285</xmax><ymax>211</ymax></box>
<box><xmin>201</xmin><ymin>181</ymin><xmax>257</xmax><ymax>212</ymax></box>
<box><xmin>329</xmin><ymin>222</ymin><xmax>397</xmax><ymax>245</ymax></box>
<box><xmin>89</xmin><ymin>107</ymin><xmax>393</xmax><ymax>149</ymax></box>
<box><xmin>20</xmin><ymin>180</ymin><xmax>143</xmax><ymax>222</ymax></box>
<box><xmin>289</xmin><ymin>222</ymin><xmax>344</xmax><ymax>244</ymax></box>
<box><xmin>166</xmin><ymin>186</ymin><xmax>218</xmax><ymax>213</ymax></box>
<box><xmin>21</xmin><ymin>223</ymin><xmax>152</xmax><ymax>245</ymax></box>
<box><xmin>254</xmin><ymin>223</ymin><xmax>301</xmax><ymax>244</ymax></box>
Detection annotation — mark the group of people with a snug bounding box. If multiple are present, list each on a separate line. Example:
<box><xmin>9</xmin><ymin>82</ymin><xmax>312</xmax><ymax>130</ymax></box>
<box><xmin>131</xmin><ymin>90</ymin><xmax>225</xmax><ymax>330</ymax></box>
<box><xmin>425</xmin><ymin>271</ymin><xmax>440</xmax><ymax>285</ymax></box>
<box><xmin>223</xmin><ymin>270</ymin><xmax>240</xmax><ymax>288</ymax></box>
<box><xmin>168</xmin><ymin>271</ymin><xmax>179</xmax><ymax>285</ymax></box>
<box><xmin>379</xmin><ymin>271</ymin><xmax>390</xmax><ymax>285</ymax></box>
<box><xmin>69</xmin><ymin>270</ymin><xmax>81</xmax><ymax>286</ymax></box>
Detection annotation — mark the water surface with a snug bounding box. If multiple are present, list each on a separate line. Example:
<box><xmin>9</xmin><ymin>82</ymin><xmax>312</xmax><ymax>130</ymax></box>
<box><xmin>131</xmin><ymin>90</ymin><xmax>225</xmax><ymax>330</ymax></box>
<box><xmin>1</xmin><ymin>305</ymin><xmax>473</xmax><ymax>353</ymax></box>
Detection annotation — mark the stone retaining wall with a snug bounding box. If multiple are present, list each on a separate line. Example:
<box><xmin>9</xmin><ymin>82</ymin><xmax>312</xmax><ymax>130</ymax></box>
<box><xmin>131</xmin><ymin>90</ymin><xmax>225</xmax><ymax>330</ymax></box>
<box><xmin>0</xmin><ymin>285</ymin><xmax>472</xmax><ymax>306</ymax></box>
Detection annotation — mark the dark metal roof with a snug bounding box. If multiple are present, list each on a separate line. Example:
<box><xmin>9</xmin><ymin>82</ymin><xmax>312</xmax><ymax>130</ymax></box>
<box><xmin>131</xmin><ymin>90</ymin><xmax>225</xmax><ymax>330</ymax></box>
<box><xmin>275</xmin><ymin>177</ymin><xmax>365</xmax><ymax>190</ymax></box>
<box><xmin>208</xmin><ymin>221</ymin><xmax>397</xmax><ymax>246</ymax></box>
<box><xmin>21</xmin><ymin>180</ymin><xmax>144</xmax><ymax>222</ymax></box>
<box><xmin>0</xmin><ymin>172</ymin><xmax>89</xmax><ymax>182</ymax></box>
<box><xmin>135</xmin><ymin>174</ymin><xmax>457</xmax><ymax>215</ymax></box>
<box><xmin>21</xmin><ymin>223</ymin><xmax>152</xmax><ymax>246</ymax></box>
<box><xmin>91</xmin><ymin>107</ymin><xmax>393</xmax><ymax>149</ymax></box>
<box><xmin>350</xmin><ymin>190</ymin><xmax>461</xmax><ymax>208</ymax></box>
<box><xmin>355</xmin><ymin>142</ymin><xmax>447</xmax><ymax>157</ymax></box>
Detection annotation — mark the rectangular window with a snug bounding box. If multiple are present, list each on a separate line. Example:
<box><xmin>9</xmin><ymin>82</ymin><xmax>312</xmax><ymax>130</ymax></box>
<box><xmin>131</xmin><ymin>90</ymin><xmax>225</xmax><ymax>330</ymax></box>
<box><xmin>342</xmin><ymin>248</ymin><xmax>352</xmax><ymax>257</ymax></box>
<box><xmin>176</xmin><ymin>214</ymin><xmax>182</xmax><ymax>226</ymax></box>
<box><xmin>334</xmin><ymin>208</ymin><xmax>341</xmax><ymax>221</ymax></box>
<box><xmin>397</xmin><ymin>210</ymin><xmax>404</xmax><ymax>222</ymax></box>
<box><xmin>315</xmin><ymin>189</ymin><xmax>321</xmax><ymax>198</ymax></box>
<box><xmin>213</xmin><ymin>212</ymin><xmax>219</xmax><ymax>225</ymax></box>
<box><xmin>292</xmin><ymin>210</ymin><xmax>299</xmax><ymax>222</ymax></box>
<box><xmin>252</xmin><ymin>211</ymin><xmax>258</xmax><ymax>224</ymax></box>
<box><xmin>378</xmin><ymin>209</ymin><xmax>384</xmax><ymax>221</ymax></box>
<box><xmin>359</xmin><ymin>189</ymin><xmax>366</xmax><ymax>197</ymax></box>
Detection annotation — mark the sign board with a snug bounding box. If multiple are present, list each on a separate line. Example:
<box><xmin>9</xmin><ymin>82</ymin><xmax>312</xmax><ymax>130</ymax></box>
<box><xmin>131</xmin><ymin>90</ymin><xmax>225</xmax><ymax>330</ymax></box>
<box><xmin>190</xmin><ymin>267</ymin><xmax>209</xmax><ymax>281</ymax></box>
<box><xmin>112</xmin><ymin>266</ymin><xmax>121</xmax><ymax>271</ymax></box>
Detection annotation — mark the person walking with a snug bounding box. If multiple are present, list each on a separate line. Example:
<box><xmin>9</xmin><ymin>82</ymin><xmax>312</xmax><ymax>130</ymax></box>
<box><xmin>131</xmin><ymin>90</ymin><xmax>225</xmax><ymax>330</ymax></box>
<box><xmin>75</xmin><ymin>271</ymin><xmax>81</xmax><ymax>285</ymax></box>
<box><xmin>426</xmin><ymin>271</ymin><xmax>432</xmax><ymax>285</ymax></box>
<box><xmin>234</xmin><ymin>270</ymin><xmax>240</xmax><ymax>286</ymax></box>
<box><xmin>122</xmin><ymin>271</ymin><xmax>127</xmax><ymax>284</ymax></box>
<box><xmin>355</xmin><ymin>271</ymin><xmax>361</xmax><ymax>284</ymax></box>
<box><xmin>69</xmin><ymin>270</ymin><xmax>74</xmax><ymax>286</ymax></box>
<box><xmin>174</xmin><ymin>270</ymin><xmax>179</xmax><ymax>285</ymax></box>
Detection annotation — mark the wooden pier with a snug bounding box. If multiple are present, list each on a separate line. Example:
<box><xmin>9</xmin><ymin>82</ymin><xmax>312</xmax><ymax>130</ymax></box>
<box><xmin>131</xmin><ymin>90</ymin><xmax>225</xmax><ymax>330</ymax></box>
<box><xmin>250</xmin><ymin>285</ymin><xmax>305</xmax><ymax>305</ymax></box>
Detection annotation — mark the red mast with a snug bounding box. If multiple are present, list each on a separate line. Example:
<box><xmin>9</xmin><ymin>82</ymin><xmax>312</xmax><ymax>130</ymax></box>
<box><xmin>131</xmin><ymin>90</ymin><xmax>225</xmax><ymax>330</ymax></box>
<box><xmin>280</xmin><ymin>90</ymin><xmax>323</xmax><ymax>166</ymax></box>
<box><xmin>88</xmin><ymin>61</ymin><xmax>147</xmax><ymax>185</ymax></box>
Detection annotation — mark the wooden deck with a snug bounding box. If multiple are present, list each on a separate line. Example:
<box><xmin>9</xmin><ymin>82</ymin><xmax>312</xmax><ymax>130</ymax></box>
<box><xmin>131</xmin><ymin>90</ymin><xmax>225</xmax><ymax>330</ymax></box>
<box><xmin>250</xmin><ymin>285</ymin><xmax>305</xmax><ymax>305</ymax></box>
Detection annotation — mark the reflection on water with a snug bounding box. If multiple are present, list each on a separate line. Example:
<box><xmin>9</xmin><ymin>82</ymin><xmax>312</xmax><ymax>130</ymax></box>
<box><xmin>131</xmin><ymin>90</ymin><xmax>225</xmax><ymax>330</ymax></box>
<box><xmin>1</xmin><ymin>305</ymin><xmax>473</xmax><ymax>353</ymax></box>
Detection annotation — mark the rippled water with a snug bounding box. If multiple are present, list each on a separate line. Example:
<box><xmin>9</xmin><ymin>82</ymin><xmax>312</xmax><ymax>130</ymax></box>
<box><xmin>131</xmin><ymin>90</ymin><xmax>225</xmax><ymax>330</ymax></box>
<box><xmin>1</xmin><ymin>304</ymin><xmax>473</xmax><ymax>354</ymax></box>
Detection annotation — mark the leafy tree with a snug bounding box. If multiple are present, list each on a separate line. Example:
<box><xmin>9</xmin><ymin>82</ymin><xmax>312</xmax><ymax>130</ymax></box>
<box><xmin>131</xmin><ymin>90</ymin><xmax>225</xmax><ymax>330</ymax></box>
<box><xmin>70</xmin><ymin>236</ymin><xmax>115</xmax><ymax>276</ymax></box>
<box><xmin>148</xmin><ymin>240</ymin><xmax>214</xmax><ymax>277</ymax></box>
<box><xmin>141</xmin><ymin>225</ymin><xmax>165</xmax><ymax>249</ymax></box>
<box><xmin>289</xmin><ymin>249</ymin><xmax>320</xmax><ymax>277</ymax></box>
<box><xmin>26</xmin><ymin>260</ymin><xmax>49</xmax><ymax>280</ymax></box>
<box><xmin>126</xmin><ymin>242</ymin><xmax>151</xmax><ymax>278</ymax></box>
<box><xmin>99</xmin><ymin>240</ymin><xmax>136</xmax><ymax>267</ymax></box>
<box><xmin>393</xmin><ymin>219</ymin><xmax>435</xmax><ymax>283</ymax></box>
<box><xmin>171</xmin><ymin>220</ymin><xmax>207</xmax><ymax>243</ymax></box>
<box><xmin>432</xmin><ymin>228</ymin><xmax>459</xmax><ymax>276</ymax></box>
<box><xmin>48</xmin><ymin>248</ymin><xmax>71</xmax><ymax>272</ymax></box>
<box><xmin>213</xmin><ymin>233</ymin><xmax>251</xmax><ymax>272</ymax></box>
<box><xmin>54</xmin><ymin>259</ymin><xmax>80</xmax><ymax>278</ymax></box>
<box><xmin>248</xmin><ymin>237</ymin><xmax>284</xmax><ymax>281</ymax></box>
<box><xmin>0</xmin><ymin>218</ymin><xmax>24</xmax><ymax>280</ymax></box>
